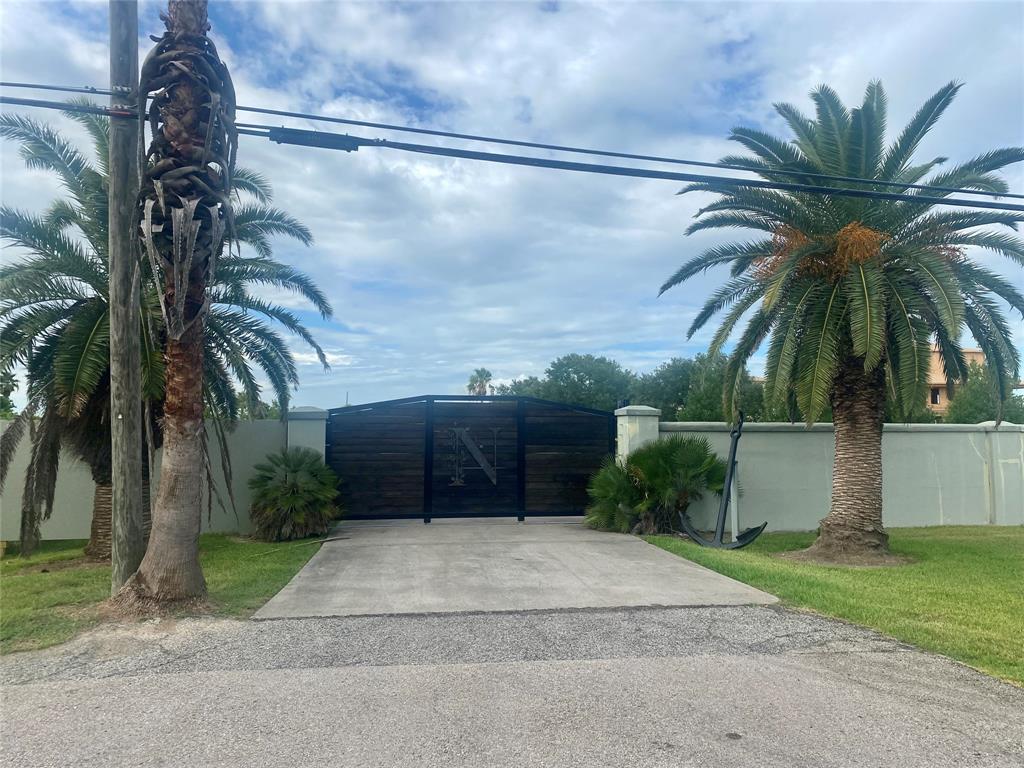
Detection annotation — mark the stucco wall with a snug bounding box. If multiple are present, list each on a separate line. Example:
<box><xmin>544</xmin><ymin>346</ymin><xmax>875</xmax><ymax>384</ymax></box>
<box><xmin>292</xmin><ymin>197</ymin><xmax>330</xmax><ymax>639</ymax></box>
<box><xmin>1</xmin><ymin>418</ymin><xmax>290</xmax><ymax>541</ymax></box>
<box><xmin>652</xmin><ymin>422</ymin><xmax>1024</xmax><ymax>531</ymax></box>
<box><xmin>6</xmin><ymin>409</ymin><xmax>1020</xmax><ymax>539</ymax></box>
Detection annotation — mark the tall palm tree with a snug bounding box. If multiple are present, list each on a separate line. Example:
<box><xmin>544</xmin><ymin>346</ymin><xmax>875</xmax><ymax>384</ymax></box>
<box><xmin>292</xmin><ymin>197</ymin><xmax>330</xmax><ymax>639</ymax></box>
<box><xmin>120</xmin><ymin>0</ymin><xmax>236</xmax><ymax>603</ymax></box>
<box><xmin>467</xmin><ymin>367</ymin><xmax>493</xmax><ymax>395</ymax></box>
<box><xmin>661</xmin><ymin>81</ymin><xmax>1023</xmax><ymax>559</ymax></box>
<box><xmin>0</xmin><ymin>103</ymin><xmax>331</xmax><ymax>558</ymax></box>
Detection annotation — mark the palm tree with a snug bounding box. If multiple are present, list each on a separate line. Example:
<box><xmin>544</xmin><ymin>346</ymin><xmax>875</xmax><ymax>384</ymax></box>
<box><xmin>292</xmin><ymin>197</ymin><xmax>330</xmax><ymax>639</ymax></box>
<box><xmin>120</xmin><ymin>0</ymin><xmax>237</xmax><ymax>603</ymax></box>
<box><xmin>0</xmin><ymin>104</ymin><xmax>330</xmax><ymax>558</ymax></box>
<box><xmin>467</xmin><ymin>367</ymin><xmax>493</xmax><ymax>395</ymax></box>
<box><xmin>661</xmin><ymin>81</ymin><xmax>1023</xmax><ymax>559</ymax></box>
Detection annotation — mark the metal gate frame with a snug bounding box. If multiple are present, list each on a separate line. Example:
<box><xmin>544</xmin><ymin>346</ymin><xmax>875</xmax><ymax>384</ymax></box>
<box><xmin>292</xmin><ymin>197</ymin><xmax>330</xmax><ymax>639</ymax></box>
<box><xmin>327</xmin><ymin>395</ymin><xmax>615</xmax><ymax>522</ymax></box>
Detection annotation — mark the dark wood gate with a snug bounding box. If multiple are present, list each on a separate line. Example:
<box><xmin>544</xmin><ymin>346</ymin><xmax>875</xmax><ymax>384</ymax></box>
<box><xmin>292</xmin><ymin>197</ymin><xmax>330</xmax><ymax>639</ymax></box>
<box><xmin>326</xmin><ymin>395</ymin><xmax>615</xmax><ymax>520</ymax></box>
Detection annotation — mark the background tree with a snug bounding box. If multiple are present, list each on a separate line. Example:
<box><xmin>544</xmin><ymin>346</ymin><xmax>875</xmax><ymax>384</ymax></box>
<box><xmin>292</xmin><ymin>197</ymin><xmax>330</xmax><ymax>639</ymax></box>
<box><xmin>466</xmin><ymin>367</ymin><xmax>493</xmax><ymax>395</ymax></box>
<box><xmin>0</xmin><ymin>108</ymin><xmax>329</xmax><ymax>557</ymax></box>
<box><xmin>539</xmin><ymin>354</ymin><xmax>634</xmax><ymax>411</ymax></box>
<box><xmin>630</xmin><ymin>358</ymin><xmax>693</xmax><ymax>416</ymax></box>
<box><xmin>493</xmin><ymin>375</ymin><xmax>544</xmax><ymax>398</ymax></box>
<box><xmin>661</xmin><ymin>80</ymin><xmax>1023</xmax><ymax>560</ymax></box>
<box><xmin>0</xmin><ymin>373</ymin><xmax>16</xmax><ymax>418</ymax></box>
<box><xmin>234</xmin><ymin>390</ymin><xmax>283</xmax><ymax>420</ymax></box>
<box><xmin>883</xmin><ymin>395</ymin><xmax>937</xmax><ymax>424</ymax></box>
<box><xmin>944</xmin><ymin>363</ymin><xmax>1024</xmax><ymax>423</ymax></box>
<box><xmin>676</xmin><ymin>352</ymin><xmax>763</xmax><ymax>421</ymax></box>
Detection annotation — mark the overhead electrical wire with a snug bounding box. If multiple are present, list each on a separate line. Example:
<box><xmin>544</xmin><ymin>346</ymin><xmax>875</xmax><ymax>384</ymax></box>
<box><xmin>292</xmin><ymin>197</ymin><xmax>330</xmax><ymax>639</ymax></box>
<box><xmin>2</xmin><ymin>89</ymin><xmax>1024</xmax><ymax>214</ymax></box>
<box><xmin>259</xmin><ymin>126</ymin><xmax>1024</xmax><ymax>212</ymax></box>
<box><xmin>4</xmin><ymin>80</ymin><xmax>1023</xmax><ymax>202</ymax></box>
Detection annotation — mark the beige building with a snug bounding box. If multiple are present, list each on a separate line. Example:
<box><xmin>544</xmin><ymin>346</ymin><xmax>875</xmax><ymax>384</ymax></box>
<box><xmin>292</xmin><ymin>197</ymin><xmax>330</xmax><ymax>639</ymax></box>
<box><xmin>926</xmin><ymin>344</ymin><xmax>986</xmax><ymax>415</ymax></box>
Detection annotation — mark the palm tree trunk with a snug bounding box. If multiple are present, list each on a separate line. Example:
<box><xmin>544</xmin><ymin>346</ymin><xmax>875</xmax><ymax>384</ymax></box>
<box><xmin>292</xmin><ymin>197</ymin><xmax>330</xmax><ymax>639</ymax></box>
<box><xmin>124</xmin><ymin>323</ymin><xmax>206</xmax><ymax>599</ymax></box>
<box><xmin>116</xmin><ymin>0</ymin><xmax>229</xmax><ymax>605</ymax></box>
<box><xmin>809</xmin><ymin>356</ymin><xmax>889</xmax><ymax>556</ymax></box>
<box><xmin>84</xmin><ymin>483</ymin><xmax>113</xmax><ymax>560</ymax></box>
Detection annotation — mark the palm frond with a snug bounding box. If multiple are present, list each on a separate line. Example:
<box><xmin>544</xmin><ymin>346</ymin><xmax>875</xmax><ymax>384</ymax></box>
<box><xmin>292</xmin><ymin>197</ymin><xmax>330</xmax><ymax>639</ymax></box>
<box><xmin>949</xmin><ymin>231</ymin><xmax>1024</xmax><ymax>266</ymax></box>
<box><xmin>0</xmin><ymin>206</ymin><xmax>107</xmax><ymax>293</ymax></box>
<box><xmin>216</xmin><ymin>255</ymin><xmax>332</xmax><ymax>317</ymax></box>
<box><xmin>52</xmin><ymin>300</ymin><xmax>110</xmax><ymax>418</ymax></box>
<box><xmin>659</xmin><ymin>240</ymin><xmax>772</xmax><ymax>294</ymax></box>
<box><xmin>232</xmin><ymin>204</ymin><xmax>313</xmax><ymax>247</ymax></box>
<box><xmin>880</xmin><ymin>81</ymin><xmax>961</xmax><ymax>180</ymax></box>
<box><xmin>900</xmin><ymin>248</ymin><xmax>965</xmax><ymax>334</ymax></box>
<box><xmin>723</xmin><ymin>307</ymin><xmax>775</xmax><ymax>417</ymax></box>
<box><xmin>685</xmin><ymin>211</ymin><xmax>776</xmax><ymax>236</ymax></box>
<box><xmin>773</xmin><ymin>102</ymin><xmax>822</xmax><ymax>165</ymax></box>
<box><xmin>63</xmin><ymin>98</ymin><xmax>110</xmax><ymax>176</ymax></box>
<box><xmin>931</xmin><ymin>322</ymin><xmax>968</xmax><ymax>399</ymax></box>
<box><xmin>922</xmin><ymin>148</ymin><xmax>1024</xmax><ymax>194</ymax></box>
<box><xmin>0</xmin><ymin>400</ymin><xmax>38</xmax><ymax>490</ymax></box>
<box><xmin>963</xmin><ymin>297</ymin><xmax>1020</xmax><ymax>415</ymax></box>
<box><xmin>706</xmin><ymin>290</ymin><xmax>761</xmax><ymax>359</ymax></box>
<box><xmin>209</xmin><ymin>291</ymin><xmax>329</xmax><ymax>369</ymax></box>
<box><xmin>764</xmin><ymin>282</ymin><xmax>818</xmax><ymax>403</ymax></box>
<box><xmin>686</xmin><ymin>276</ymin><xmax>764</xmax><ymax>339</ymax></box>
<box><xmin>883</xmin><ymin>273</ymin><xmax>931</xmax><ymax>419</ymax></box>
<box><xmin>232</xmin><ymin>167</ymin><xmax>273</xmax><ymax>204</ymax></box>
<box><xmin>0</xmin><ymin>113</ymin><xmax>100</xmax><ymax>206</ymax></box>
<box><xmin>954</xmin><ymin>261</ymin><xmax>1024</xmax><ymax>319</ymax></box>
<box><xmin>810</xmin><ymin>84</ymin><xmax>851</xmax><ymax>173</ymax></box>
<box><xmin>795</xmin><ymin>284</ymin><xmax>845</xmax><ymax>423</ymax></box>
<box><xmin>843</xmin><ymin>261</ymin><xmax>887</xmax><ymax>371</ymax></box>
<box><xmin>727</xmin><ymin>127</ymin><xmax>816</xmax><ymax>171</ymax></box>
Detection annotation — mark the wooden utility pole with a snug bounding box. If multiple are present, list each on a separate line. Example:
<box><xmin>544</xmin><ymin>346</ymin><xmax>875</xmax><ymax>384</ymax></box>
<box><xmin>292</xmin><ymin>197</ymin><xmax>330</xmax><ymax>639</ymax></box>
<box><xmin>108</xmin><ymin>0</ymin><xmax>145</xmax><ymax>592</ymax></box>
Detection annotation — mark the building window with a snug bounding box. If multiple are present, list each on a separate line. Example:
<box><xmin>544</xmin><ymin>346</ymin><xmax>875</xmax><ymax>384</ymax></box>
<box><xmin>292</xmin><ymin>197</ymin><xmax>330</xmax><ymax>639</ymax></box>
<box><xmin>930</xmin><ymin>388</ymin><xmax>941</xmax><ymax>405</ymax></box>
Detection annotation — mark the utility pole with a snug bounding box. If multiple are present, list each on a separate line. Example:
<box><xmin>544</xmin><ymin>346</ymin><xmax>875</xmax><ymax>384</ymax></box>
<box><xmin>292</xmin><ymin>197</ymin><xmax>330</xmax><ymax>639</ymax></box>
<box><xmin>109</xmin><ymin>0</ymin><xmax>145</xmax><ymax>592</ymax></box>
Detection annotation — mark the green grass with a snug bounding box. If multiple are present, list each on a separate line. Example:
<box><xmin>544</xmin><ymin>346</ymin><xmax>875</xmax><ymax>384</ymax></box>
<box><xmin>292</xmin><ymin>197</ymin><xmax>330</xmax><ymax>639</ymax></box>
<box><xmin>0</xmin><ymin>534</ymin><xmax>321</xmax><ymax>654</ymax></box>
<box><xmin>647</xmin><ymin>526</ymin><xmax>1024</xmax><ymax>685</ymax></box>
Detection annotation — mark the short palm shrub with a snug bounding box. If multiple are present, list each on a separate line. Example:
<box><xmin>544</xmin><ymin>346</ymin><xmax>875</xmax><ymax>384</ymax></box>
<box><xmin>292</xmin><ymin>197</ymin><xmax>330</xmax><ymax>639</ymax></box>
<box><xmin>248</xmin><ymin>448</ymin><xmax>341</xmax><ymax>541</ymax></box>
<box><xmin>585</xmin><ymin>436</ymin><xmax>726</xmax><ymax>535</ymax></box>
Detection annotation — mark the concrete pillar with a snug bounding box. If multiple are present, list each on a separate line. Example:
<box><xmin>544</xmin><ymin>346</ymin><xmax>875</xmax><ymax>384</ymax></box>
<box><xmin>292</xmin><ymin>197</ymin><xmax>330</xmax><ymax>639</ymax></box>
<box><xmin>286</xmin><ymin>406</ymin><xmax>328</xmax><ymax>459</ymax></box>
<box><xmin>615</xmin><ymin>405</ymin><xmax>661</xmax><ymax>462</ymax></box>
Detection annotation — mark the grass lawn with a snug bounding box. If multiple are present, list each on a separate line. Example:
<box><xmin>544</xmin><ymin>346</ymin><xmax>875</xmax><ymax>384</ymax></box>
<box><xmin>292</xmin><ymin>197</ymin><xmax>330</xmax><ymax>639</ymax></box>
<box><xmin>647</xmin><ymin>526</ymin><xmax>1024</xmax><ymax>685</ymax></box>
<box><xmin>0</xmin><ymin>534</ymin><xmax>321</xmax><ymax>654</ymax></box>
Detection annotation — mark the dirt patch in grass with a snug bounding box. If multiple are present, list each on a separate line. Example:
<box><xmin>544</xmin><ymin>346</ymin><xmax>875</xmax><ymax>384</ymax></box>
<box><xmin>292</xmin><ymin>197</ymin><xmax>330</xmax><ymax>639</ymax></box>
<box><xmin>776</xmin><ymin>548</ymin><xmax>913</xmax><ymax>567</ymax></box>
<box><xmin>104</xmin><ymin>592</ymin><xmax>212</xmax><ymax>621</ymax></box>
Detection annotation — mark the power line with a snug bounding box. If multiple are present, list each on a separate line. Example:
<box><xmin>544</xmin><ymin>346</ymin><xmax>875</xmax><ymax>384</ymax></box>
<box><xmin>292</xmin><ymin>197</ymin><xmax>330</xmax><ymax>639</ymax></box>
<box><xmin>0</xmin><ymin>95</ymin><xmax>135</xmax><ymax>118</ymax></box>
<box><xmin>0</xmin><ymin>81</ymin><xmax>116</xmax><ymax>96</ymax></box>
<box><xmin>261</xmin><ymin>126</ymin><xmax>1024</xmax><ymax>213</ymax></box>
<box><xmin>3</xmin><ymin>79</ymin><xmax>1023</xmax><ymax>201</ymax></box>
<box><xmin>3</xmin><ymin>93</ymin><xmax>1024</xmax><ymax>213</ymax></box>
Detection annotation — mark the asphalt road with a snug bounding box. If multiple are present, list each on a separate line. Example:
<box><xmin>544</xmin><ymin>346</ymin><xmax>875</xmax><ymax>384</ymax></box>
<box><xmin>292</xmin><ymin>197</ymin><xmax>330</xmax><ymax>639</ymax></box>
<box><xmin>3</xmin><ymin>605</ymin><xmax>1022</xmax><ymax>767</ymax></box>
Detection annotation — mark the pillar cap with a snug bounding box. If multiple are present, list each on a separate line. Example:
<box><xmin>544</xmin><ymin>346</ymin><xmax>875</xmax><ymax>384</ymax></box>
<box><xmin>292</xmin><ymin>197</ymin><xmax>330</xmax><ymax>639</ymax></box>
<box><xmin>614</xmin><ymin>405</ymin><xmax>662</xmax><ymax>417</ymax></box>
<box><xmin>287</xmin><ymin>406</ymin><xmax>328</xmax><ymax>421</ymax></box>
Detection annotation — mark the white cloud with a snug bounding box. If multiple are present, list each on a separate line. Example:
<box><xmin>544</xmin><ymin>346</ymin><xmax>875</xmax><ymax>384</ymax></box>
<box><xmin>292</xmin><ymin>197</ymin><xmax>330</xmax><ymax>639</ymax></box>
<box><xmin>2</xmin><ymin>0</ymin><xmax>1021</xmax><ymax>409</ymax></box>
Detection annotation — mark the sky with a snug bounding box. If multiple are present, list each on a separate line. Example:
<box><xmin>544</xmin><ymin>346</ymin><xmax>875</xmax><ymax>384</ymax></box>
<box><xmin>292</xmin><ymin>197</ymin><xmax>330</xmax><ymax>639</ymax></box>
<box><xmin>1</xmin><ymin>0</ymin><xmax>1022</xmax><ymax>409</ymax></box>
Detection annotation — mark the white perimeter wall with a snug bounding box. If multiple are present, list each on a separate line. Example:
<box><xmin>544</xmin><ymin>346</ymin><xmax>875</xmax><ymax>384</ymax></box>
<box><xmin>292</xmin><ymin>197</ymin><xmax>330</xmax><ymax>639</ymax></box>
<box><xmin>616</xmin><ymin>407</ymin><xmax>1023</xmax><ymax>531</ymax></box>
<box><xmin>0</xmin><ymin>411</ymin><xmax>329</xmax><ymax>541</ymax></box>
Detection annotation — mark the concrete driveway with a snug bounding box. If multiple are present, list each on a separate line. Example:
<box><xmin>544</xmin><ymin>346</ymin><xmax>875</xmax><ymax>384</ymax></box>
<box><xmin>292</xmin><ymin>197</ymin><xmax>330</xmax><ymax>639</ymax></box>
<box><xmin>254</xmin><ymin>517</ymin><xmax>776</xmax><ymax>618</ymax></box>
